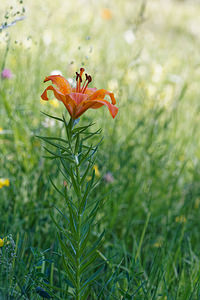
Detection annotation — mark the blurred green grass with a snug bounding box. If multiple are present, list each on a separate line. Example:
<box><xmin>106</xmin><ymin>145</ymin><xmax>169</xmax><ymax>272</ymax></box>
<box><xmin>1</xmin><ymin>0</ymin><xmax>200</xmax><ymax>298</ymax></box>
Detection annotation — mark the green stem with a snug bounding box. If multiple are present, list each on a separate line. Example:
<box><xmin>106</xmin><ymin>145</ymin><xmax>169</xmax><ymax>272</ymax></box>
<box><xmin>73</xmin><ymin>123</ymin><xmax>81</xmax><ymax>299</ymax></box>
<box><xmin>76</xmin><ymin>212</ymin><xmax>81</xmax><ymax>300</ymax></box>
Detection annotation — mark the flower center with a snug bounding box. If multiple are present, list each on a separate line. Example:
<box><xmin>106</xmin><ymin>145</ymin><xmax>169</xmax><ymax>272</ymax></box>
<box><xmin>75</xmin><ymin>68</ymin><xmax>92</xmax><ymax>93</ymax></box>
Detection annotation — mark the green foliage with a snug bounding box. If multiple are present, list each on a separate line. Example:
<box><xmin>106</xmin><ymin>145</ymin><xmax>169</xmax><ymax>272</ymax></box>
<box><xmin>1</xmin><ymin>0</ymin><xmax>200</xmax><ymax>299</ymax></box>
<box><xmin>39</xmin><ymin>115</ymin><xmax>105</xmax><ymax>299</ymax></box>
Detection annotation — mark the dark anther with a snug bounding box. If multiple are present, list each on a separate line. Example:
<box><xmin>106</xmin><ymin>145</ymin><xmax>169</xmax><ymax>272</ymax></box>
<box><xmin>85</xmin><ymin>74</ymin><xmax>92</xmax><ymax>83</ymax></box>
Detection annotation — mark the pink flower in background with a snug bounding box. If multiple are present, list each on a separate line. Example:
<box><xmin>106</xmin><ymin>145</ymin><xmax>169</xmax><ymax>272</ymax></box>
<box><xmin>1</xmin><ymin>68</ymin><xmax>13</xmax><ymax>79</ymax></box>
<box><xmin>103</xmin><ymin>172</ymin><xmax>114</xmax><ymax>183</ymax></box>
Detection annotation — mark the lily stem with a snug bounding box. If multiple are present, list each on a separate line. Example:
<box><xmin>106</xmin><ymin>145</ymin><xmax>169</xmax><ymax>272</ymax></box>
<box><xmin>76</xmin><ymin>211</ymin><xmax>81</xmax><ymax>300</ymax></box>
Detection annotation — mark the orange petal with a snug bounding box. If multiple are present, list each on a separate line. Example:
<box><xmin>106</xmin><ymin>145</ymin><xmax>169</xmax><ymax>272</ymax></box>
<box><xmin>85</xmin><ymin>87</ymin><xmax>97</xmax><ymax>96</ymax></box>
<box><xmin>41</xmin><ymin>85</ymin><xmax>65</xmax><ymax>101</ymax></box>
<box><xmin>88</xmin><ymin>89</ymin><xmax>116</xmax><ymax>105</ymax></box>
<box><xmin>44</xmin><ymin>75</ymin><xmax>72</xmax><ymax>94</ymax></box>
<box><xmin>41</xmin><ymin>85</ymin><xmax>76</xmax><ymax>118</ymax></box>
<box><xmin>75</xmin><ymin>99</ymin><xmax>118</xmax><ymax>119</ymax></box>
<box><xmin>68</xmin><ymin>92</ymin><xmax>88</xmax><ymax>105</ymax></box>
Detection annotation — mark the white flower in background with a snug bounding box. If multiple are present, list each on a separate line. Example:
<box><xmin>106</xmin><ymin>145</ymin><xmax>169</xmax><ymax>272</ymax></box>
<box><xmin>67</xmin><ymin>77</ymin><xmax>76</xmax><ymax>88</ymax></box>
<box><xmin>152</xmin><ymin>64</ymin><xmax>163</xmax><ymax>83</ymax></box>
<box><xmin>108</xmin><ymin>79</ymin><xmax>118</xmax><ymax>91</ymax></box>
<box><xmin>42</xmin><ymin>117</ymin><xmax>56</xmax><ymax>128</ymax></box>
<box><xmin>169</xmin><ymin>74</ymin><xmax>182</xmax><ymax>84</ymax></box>
<box><xmin>23</xmin><ymin>37</ymin><xmax>32</xmax><ymax>49</ymax></box>
<box><xmin>147</xmin><ymin>84</ymin><xmax>157</xmax><ymax>97</ymax></box>
<box><xmin>124</xmin><ymin>30</ymin><xmax>136</xmax><ymax>44</ymax></box>
<box><xmin>43</xmin><ymin>30</ymin><xmax>52</xmax><ymax>46</ymax></box>
<box><xmin>50</xmin><ymin>70</ymin><xmax>63</xmax><ymax>76</ymax></box>
<box><xmin>188</xmin><ymin>20</ymin><xmax>200</xmax><ymax>37</ymax></box>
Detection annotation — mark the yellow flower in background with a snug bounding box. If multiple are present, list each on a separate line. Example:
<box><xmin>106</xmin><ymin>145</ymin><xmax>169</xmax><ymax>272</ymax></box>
<box><xmin>40</xmin><ymin>98</ymin><xmax>59</xmax><ymax>108</ymax></box>
<box><xmin>153</xmin><ymin>241</ymin><xmax>162</xmax><ymax>248</ymax></box>
<box><xmin>101</xmin><ymin>8</ymin><xmax>112</xmax><ymax>20</ymax></box>
<box><xmin>175</xmin><ymin>215</ymin><xmax>186</xmax><ymax>224</ymax></box>
<box><xmin>49</xmin><ymin>99</ymin><xmax>59</xmax><ymax>108</ymax></box>
<box><xmin>0</xmin><ymin>238</ymin><xmax>4</xmax><ymax>247</ymax></box>
<box><xmin>153</xmin><ymin>237</ymin><xmax>163</xmax><ymax>248</ymax></box>
<box><xmin>40</xmin><ymin>97</ymin><xmax>47</xmax><ymax>105</ymax></box>
<box><xmin>0</xmin><ymin>178</ymin><xmax>10</xmax><ymax>189</ymax></box>
<box><xmin>87</xmin><ymin>165</ymin><xmax>100</xmax><ymax>181</ymax></box>
<box><xmin>93</xmin><ymin>165</ymin><xmax>100</xmax><ymax>177</ymax></box>
<box><xmin>0</xmin><ymin>127</ymin><xmax>3</xmax><ymax>133</ymax></box>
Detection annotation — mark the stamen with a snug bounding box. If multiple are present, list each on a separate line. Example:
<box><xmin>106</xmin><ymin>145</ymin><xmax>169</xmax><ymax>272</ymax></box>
<box><xmin>76</xmin><ymin>71</ymin><xmax>83</xmax><ymax>92</ymax></box>
<box><xmin>75</xmin><ymin>68</ymin><xmax>91</xmax><ymax>93</ymax></box>
<box><xmin>82</xmin><ymin>74</ymin><xmax>92</xmax><ymax>93</ymax></box>
<box><xmin>76</xmin><ymin>72</ymin><xmax>79</xmax><ymax>92</ymax></box>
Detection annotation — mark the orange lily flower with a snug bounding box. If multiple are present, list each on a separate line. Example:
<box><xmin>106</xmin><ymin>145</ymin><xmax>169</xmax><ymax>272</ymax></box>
<box><xmin>41</xmin><ymin>68</ymin><xmax>118</xmax><ymax>119</ymax></box>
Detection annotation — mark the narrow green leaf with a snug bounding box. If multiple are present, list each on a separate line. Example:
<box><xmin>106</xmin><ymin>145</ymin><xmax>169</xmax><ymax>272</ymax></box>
<box><xmin>70</xmin><ymin>166</ymin><xmax>81</xmax><ymax>198</ymax></box>
<box><xmin>62</xmin><ymin>255</ymin><xmax>76</xmax><ymax>288</ymax></box>
<box><xmin>81</xmin><ymin>286</ymin><xmax>91</xmax><ymax>300</ymax></box>
<box><xmin>84</xmin><ymin>231</ymin><xmax>105</xmax><ymax>260</ymax></box>
<box><xmin>81</xmin><ymin>265</ymin><xmax>104</xmax><ymax>290</ymax></box>
<box><xmin>78</xmin><ymin>145</ymin><xmax>93</xmax><ymax>166</ymax></box>
<box><xmin>36</xmin><ymin>135</ymin><xmax>69</xmax><ymax>144</ymax></box>
<box><xmin>43</xmin><ymin>146</ymin><xmax>73</xmax><ymax>161</ymax></box>
<box><xmin>82</xmin><ymin>128</ymin><xmax>102</xmax><ymax>141</ymax></box>
<box><xmin>72</xmin><ymin>122</ymin><xmax>95</xmax><ymax>134</ymax></box>
<box><xmin>41</xmin><ymin>111</ymin><xmax>64</xmax><ymax>122</ymax></box>
<box><xmin>37</xmin><ymin>136</ymin><xmax>70</xmax><ymax>153</ymax></box>
<box><xmin>80</xmin><ymin>170</ymin><xmax>95</xmax><ymax>213</ymax></box>
<box><xmin>79</xmin><ymin>227</ymin><xmax>90</xmax><ymax>256</ymax></box>
<box><xmin>75</xmin><ymin>133</ymin><xmax>80</xmax><ymax>154</ymax></box>
<box><xmin>57</xmin><ymin>233</ymin><xmax>76</xmax><ymax>265</ymax></box>
<box><xmin>49</xmin><ymin>176</ymin><xmax>65</xmax><ymax>198</ymax></box>
<box><xmin>50</xmin><ymin>210</ymin><xmax>65</xmax><ymax>232</ymax></box>
<box><xmin>80</xmin><ymin>252</ymin><xmax>98</xmax><ymax>273</ymax></box>
<box><xmin>80</xmin><ymin>162</ymin><xmax>92</xmax><ymax>185</ymax></box>
<box><xmin>67</xmin><ymin>200</ymin><xmax>77</xmax><ymax>235</ymax></box>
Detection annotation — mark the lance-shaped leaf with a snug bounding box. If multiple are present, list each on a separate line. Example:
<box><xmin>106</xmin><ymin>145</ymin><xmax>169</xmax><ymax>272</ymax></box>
<box><xmin>41</xmin><ymin>111</ymin><xmax>64</xmax><ymax>122</ymax></box>
<box><xmin>37</xmin><ymin>135</ymin><xmax>71</xmax><ymax>154</ymax></box>
<box><xmin>80</xmin><ymin>170</ymin><xmax>95</xmax><ymax>213</ymax></box>
<box><xmin>83</xmin><ymin>231</ymin><xmax>105</xmax><ymax>262</ymax></box>
<box><xmin>62</xmin><ymin>255</ymin><xmax>76</xmax><ymax>288</ymax></box>
<box><xmin>80</xmin><ymin>251</ymin><xmax>99</xmax><ymax>274</ymax></box>
<box><xmin>70</xmin><ymin>166</ymin><xmax>81</xmax><ymax>198</ymax></box>
<box><xmin>57</xmin><ymin>233</ymin><xmax>76</xmax><ymax>265</ymax></box>
<box><xmin>72</xmin><ymin>122</ymin><xmax>94</xmax><ymax>134</ymax></box>
<box><xmin>49</xmin><ymin>176</ymin><xmax>65</xmax><ymax>198</ymax></box>
<box><xmin>80</xmin><ymin>265</ymin><xmax>104</xmax><ymax>291</ymax></box>
<box><xmin>80</xmin><ymin>161</ymin><xmax>93</xmax><ymax>185</ymax></box>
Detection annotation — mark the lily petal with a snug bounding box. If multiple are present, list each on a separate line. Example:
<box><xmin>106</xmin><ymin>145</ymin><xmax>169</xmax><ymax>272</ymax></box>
<box><xmin>68</xmin><ymin>92</ymin><xmax>89</xmax><ymax>105</ymax></box>
<box><xmin>76</xmin><ymin>99</ymin><xmax>118</xmax><ymax>119</ymax></box>
<box><xmin>88</xmin><ymin>89</ymin><xmax>116</xmax><ymax>105</ymax></box>
<box><xmin>44</xmin><ymin>75</ymin><xmax>72</xmax><ymax>94</ymax></box>
<box><xmin>85</xmin><ymin>87</ymin><xmax>98</xmax><ymax>96</ymax></box>
<box><xmin>41</xmin><ymin>85</ymin><xmax>76</xmax><ymax>117</ymax></box>
<box><xmin>41</xmin><ymin>85</ymin><xmax>65</xmax><ymax>101</ymax></box>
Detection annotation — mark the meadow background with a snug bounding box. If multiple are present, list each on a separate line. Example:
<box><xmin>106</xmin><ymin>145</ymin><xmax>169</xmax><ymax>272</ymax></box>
<box><xmin>1</xmin><ymin>0</ymin><xmax>200</xmax><ymax>299</ymax></box>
